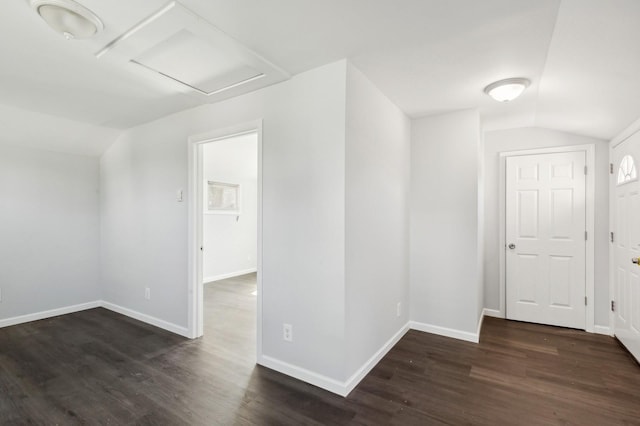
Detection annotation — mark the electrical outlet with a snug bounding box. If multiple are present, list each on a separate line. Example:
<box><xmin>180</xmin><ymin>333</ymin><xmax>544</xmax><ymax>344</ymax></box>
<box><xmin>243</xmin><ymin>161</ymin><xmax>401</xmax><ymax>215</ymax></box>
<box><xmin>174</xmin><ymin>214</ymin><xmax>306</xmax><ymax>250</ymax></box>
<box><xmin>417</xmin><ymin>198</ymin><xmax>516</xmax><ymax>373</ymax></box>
<box><xmin>396</xmin><ymin>302</ymin><xmax>402</xmax><ymax>317</ymax></box>
<box><xmin>283</xmin><ymin>323</ymin><xmax>293</xmax><ymax>342</ymax></box>
<box><xmin>145</xmin><ymin>287</ymin><xmax>151</xmax><ymax>300</ymax></box>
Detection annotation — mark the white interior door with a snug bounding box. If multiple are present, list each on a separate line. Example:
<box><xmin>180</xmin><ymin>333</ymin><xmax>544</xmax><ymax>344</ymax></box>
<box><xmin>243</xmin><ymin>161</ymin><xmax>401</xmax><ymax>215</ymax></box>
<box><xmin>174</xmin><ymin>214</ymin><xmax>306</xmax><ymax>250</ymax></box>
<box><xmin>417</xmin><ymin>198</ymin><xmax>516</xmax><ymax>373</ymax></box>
<box><xmin>612</xmin><ymin>137</ymin><xmax>640</xmax><ymax>362</ymax></box>
<box><xmin>506</xmin><ymin>151</ymin><xmax>586</xmax><ymax>329</ymax></box>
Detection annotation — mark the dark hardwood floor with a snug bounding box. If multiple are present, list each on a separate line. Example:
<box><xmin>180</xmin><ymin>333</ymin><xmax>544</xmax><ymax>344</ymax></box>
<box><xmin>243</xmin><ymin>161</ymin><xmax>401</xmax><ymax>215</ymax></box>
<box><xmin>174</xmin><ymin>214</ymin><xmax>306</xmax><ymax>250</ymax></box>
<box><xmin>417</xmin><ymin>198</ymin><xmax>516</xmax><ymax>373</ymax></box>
<box><xmin>1</xmin><ymin>275</ymin><xmax>640</xmax><ymax>425</ymax></box>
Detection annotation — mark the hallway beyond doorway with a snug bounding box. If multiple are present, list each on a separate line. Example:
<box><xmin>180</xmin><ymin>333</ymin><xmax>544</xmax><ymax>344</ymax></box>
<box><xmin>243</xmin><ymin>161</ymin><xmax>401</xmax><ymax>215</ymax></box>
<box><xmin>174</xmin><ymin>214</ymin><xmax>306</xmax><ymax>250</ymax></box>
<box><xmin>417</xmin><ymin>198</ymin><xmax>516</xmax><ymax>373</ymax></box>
<box><xmin>203</xmin><ymin>273</ymin><xmax>256</xmax><ymax>361</ymax></box>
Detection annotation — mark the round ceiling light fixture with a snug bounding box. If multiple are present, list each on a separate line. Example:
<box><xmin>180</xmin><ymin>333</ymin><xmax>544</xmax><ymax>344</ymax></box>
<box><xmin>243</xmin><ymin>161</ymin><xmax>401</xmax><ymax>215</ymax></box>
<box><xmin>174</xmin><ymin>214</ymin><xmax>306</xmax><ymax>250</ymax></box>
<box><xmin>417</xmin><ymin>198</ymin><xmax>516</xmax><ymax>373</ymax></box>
<box><xmin>31</xmin><ymin>0</ymin><xmax>104</xmax><ymax>40</ymax></box>
<box><xmin>484</xmin><ymin>77</ymin><xmax>531</xmax><ymax>102</ymax></box>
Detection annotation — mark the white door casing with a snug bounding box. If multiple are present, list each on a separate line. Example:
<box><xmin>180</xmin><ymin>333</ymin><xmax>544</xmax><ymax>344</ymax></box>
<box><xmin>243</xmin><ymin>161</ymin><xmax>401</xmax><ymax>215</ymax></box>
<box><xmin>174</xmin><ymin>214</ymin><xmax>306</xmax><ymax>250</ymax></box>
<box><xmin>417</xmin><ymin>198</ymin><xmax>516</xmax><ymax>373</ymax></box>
<box><xmin>187</xmin><ymin>120</ymin><xmax>263</xmax><ymax>360</ymax></box>
<box><xmin>505</xmin><ymin>151</ymin><xmax>587</xmax><ymax>329</ymax></box>
<box><xmin>612</xmin><ymin>138</ymin><xmax>640</xmax><ymax>362</ymax></box>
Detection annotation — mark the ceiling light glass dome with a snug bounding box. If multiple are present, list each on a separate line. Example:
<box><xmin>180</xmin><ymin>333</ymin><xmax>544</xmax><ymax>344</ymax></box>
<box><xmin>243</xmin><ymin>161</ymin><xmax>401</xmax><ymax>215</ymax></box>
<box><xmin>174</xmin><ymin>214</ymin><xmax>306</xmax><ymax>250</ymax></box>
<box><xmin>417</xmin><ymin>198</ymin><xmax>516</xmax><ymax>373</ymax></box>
<box><xmin>484</xmin><ymin>78</ymin><xmax>531</xmax><ymax>102</ymax></box>
<box><xmin>31</xmin><ymin>0</ymin><xmax>104</xmax><ymax>40</ymax></box>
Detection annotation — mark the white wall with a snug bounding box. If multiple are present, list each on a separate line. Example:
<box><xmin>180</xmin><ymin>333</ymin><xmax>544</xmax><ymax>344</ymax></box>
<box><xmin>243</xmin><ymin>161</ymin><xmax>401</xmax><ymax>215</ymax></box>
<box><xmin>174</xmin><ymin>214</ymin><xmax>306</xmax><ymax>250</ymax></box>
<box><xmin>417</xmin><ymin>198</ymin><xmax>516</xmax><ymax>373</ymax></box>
<box><xmin>410</xmin><ymin>110</ymin><xmax>483</xmax><ymax>334</ymax></box>
<box><xmin>344</xmin><ymin>64</ymin><xmax>411</xmax><ymax>378</ymax></box>
<box><xmin>100</xmin><ymin>60</ymin><xmax>348</xmax><ymax>381</ymax></box>
<box><xmin>483</xmin><ymin>127</ymin><xmax>609</xmax><ymax>326</ymax></box>
<box><xmin>0</xmin><ymin>144</ymin><xmax>100</xmax><ymax>321</ymax></box>
<box><xmin>202</xmin><ymin>133</ymin><xmax>257</xmax><ymax>282</ymax></box>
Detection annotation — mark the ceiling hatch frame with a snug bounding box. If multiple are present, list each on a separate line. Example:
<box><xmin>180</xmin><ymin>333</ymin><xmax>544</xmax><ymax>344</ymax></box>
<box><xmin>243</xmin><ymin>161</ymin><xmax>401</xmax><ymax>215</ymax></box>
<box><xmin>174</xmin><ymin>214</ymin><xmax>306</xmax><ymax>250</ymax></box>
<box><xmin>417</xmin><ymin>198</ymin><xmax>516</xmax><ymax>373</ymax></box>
<box><xmin>95</xmin><ymin>1</ymin><xmax>289</xmax><ymax>101</ymax></box>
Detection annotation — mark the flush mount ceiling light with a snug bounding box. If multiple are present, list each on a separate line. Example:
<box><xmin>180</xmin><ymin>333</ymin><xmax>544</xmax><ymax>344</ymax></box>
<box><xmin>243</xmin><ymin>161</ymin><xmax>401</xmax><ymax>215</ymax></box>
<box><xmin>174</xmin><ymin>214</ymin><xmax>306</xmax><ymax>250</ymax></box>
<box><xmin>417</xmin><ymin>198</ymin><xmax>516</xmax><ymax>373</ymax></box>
<box><xmin>484</xmin><ymin>78</ymin><xmax>531</xmax><ymax>102</ymax></box>
<box><xmin>31</xmin><ymin>0</ymin><xmax>104</xmax><ymax>40</ymax></box>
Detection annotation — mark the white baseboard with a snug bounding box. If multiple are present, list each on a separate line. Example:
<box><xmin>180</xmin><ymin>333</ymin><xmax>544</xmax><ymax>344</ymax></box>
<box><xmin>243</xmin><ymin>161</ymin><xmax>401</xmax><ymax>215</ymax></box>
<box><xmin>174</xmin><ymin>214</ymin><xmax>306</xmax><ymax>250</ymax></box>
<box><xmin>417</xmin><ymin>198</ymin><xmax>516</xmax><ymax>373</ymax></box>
<box><xmin>0</xmin><ymin>301</ymin><xmax>102</xmax><ymax>329</ymax></box>
<box><xmin>409</xmin><ymin>320</ymin><xmax>479</xmax><ymax>343</ymax></box>
<box><xmin>475</xmin><ymin>308</ymin><xmax>506</xmax><ymax>339</ymax></box>
<box><xmin>1</xmin><ymin>299</ymin><xmax>191</xmax><ymax>339</ymax></box>
<box><xmin>482</xmin><ymin>308</ymin><xmax>503</xmax><ymax>318</ymax></box>
<box><xmin>203</xmin><ymin>268</ymin><xmax>257</xmax><ymax>284</ymax></box>
<box><xmin>259</xmin><ymin>322</ymin><xmax>411</xmax><ymax>397</ymax></box>
<box><xmin>477</xmin><ymin>310</ymin><xmax>486</xmax><ymax>338</ymax></box>
<box><xmin>258</xmin><ymin>355</ymin><xmax>348</xmax><ymax>396</ymax></box>
<box><xmin>343</xmin><ymin>322</ymin><xmax>411</xmax><ymax>396</ymax></box>
<box><xmin>593</xmin><ymin>325</ymin><xmax>612</xmax><ymax>336</ymax></box>
<box><xmin>259</xmin><ymin>320</ymin><xmax>482</xmax><ymax>397</ymax></box>
<box><xmin>101</xmin><ymin>301</ymin><xmax>190</xmax><ymax>338</ymax></box>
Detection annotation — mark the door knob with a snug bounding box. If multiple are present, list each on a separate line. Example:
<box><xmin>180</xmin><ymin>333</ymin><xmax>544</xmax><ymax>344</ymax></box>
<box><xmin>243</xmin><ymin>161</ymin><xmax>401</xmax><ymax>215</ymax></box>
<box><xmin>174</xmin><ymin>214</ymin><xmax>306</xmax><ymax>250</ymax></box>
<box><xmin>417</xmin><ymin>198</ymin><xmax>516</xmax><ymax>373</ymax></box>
<box><xmin>633</xmin><ymin>258</ymin><xmax>639</xmax><ymax>264</ymax></box>
<box><xmin>508</xmin><ymin>244</ymin><xmax>516</xmax><ymax>249</ymax></box>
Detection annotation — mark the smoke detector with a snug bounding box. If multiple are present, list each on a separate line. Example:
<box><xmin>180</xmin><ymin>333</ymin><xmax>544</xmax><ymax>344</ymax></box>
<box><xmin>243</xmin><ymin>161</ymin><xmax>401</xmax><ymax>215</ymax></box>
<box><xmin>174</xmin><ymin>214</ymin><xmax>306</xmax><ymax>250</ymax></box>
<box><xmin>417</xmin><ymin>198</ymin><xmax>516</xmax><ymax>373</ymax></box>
<box><xmin>31</xmin><ymin>0</ymin><xmax>104</xmax><ymax>40</ymax></box>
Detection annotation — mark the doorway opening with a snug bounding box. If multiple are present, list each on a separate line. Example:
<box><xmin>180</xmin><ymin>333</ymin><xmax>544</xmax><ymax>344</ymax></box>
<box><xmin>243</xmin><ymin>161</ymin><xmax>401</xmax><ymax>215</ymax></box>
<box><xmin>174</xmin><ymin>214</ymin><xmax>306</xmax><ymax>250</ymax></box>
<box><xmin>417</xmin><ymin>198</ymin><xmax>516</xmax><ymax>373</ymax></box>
<box><xmin>187</xmin><ymin>121</ymin><xmax>262</xmax><ymax>361</ymax></box>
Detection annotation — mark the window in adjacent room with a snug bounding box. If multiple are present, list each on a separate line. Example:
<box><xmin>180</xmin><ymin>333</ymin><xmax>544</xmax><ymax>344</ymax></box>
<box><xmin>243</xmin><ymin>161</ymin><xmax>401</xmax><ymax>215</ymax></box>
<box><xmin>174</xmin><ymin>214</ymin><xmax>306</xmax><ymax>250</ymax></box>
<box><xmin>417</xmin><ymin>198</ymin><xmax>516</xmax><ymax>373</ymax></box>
<box><xmin>206</xmin><ymin>181</ymin><xmax>240</xmax><ymax>214</ymax></box>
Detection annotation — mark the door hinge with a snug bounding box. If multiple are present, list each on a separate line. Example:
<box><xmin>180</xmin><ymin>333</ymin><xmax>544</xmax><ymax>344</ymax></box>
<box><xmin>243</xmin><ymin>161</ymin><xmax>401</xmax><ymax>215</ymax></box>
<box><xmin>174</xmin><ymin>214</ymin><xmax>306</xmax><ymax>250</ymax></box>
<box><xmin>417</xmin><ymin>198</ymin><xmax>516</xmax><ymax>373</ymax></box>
<box><xmin>611</xmin><ymin>232</ymin><xmax>615</xmax><ymax>243</ymax></box>
<box><xmin>610</xmin><ymin>163</ymin><xmax>614</xmax><ymax>174</ymax></box>
<box><xmin>584</xmin><ymin>165</ymin><xmax>587</xmax><ymax>175</ymax></box>
<box><xmin>611</xmin><ymin>300</ymin><xmax>616</xmax><ymax>312</ymax></box>
<box><xmin>584</xmin><ymin>296</ymin><xmax>588</xmax><ymax>306</ymax></box>
<box><xmin>585</xmin><ymin>231</ymin><xmax>588</xmax><ymax>241</ymax></box>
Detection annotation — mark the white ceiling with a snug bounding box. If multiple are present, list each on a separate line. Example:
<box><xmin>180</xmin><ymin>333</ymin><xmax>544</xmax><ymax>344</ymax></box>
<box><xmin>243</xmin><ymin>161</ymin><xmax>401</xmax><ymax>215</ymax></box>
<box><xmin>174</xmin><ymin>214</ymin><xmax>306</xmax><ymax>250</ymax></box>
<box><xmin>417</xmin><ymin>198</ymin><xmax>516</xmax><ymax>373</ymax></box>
<box><xmin>2</xmin><ymin>0</ymin><xmax>640</xmax><ymax>155</ymax></box>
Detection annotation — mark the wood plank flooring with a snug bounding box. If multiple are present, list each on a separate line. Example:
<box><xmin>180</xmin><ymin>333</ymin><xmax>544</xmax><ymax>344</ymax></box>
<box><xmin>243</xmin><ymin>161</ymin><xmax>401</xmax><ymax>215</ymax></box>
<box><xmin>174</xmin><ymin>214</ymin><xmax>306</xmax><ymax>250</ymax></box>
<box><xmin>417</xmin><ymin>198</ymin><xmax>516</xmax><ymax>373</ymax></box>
<box><xmin>1</xmin><ymin>275</ymin><xmax>639</xmax><ymax>425</ymax></box>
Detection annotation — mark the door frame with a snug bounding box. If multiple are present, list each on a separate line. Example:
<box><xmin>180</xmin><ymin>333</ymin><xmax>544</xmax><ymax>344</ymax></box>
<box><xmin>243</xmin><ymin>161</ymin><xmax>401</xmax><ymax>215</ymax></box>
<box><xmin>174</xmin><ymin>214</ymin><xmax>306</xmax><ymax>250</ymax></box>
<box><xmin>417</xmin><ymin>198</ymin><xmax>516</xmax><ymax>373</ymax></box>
<box><xmin>498</xmin><ymin>144</ymin><xmax>595</xmax><ymax>332</ymax></box>
<box><xmin>609</xmin><ymin>142</ymin><xmax>616</xmax><ymax>338</ymax></box>
<box><xmin>186</xmin><ymin>120</ymin><xmax>263</xmax><ymax>359</ymax></box>
<box><xmin>609</xmin><ymin>122</ymin><xmax>640</xmax><ymax>338</ymax></box>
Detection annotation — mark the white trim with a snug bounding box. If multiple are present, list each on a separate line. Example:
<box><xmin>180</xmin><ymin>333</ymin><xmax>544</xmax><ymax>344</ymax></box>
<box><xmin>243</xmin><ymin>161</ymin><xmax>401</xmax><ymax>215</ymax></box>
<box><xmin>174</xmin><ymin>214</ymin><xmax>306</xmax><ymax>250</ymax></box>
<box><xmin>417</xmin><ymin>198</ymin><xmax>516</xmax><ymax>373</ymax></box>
<box><xmin>258</xmin><ymin>355</ymin><xmax>349</xmax><ymax>396</ymax></box>
<box><xmin>610</xmin><ymin>116</ymin><xmax>640</xmax><ymax>148</ymax></box>
<box><xmin>476</xmin><ymin>311</ymin><xmax>486</xmax><ymax>339</ymax></box>
<box><xmin>409</xmin><ymin>321</ymin><xmax>479</xmax><ymax>343</ymax></box>
<box><xmin>259</xmin><ymin>322</ymin><xmax>411</xmax><ymax>397</ymax></box>
<box><xmin>608</xmin><ymin>143</ymin><xmax>616</xmax><ymax>338</ymax></box>
<box><xmin>187</xmin><ymin>121</ymin><xmax>263</xmax><ymax>357</ymax></box>
<box><xmin>0</xmin><ymin>301</ymin><xmax>101</xmax><ymax>329</ymax></box>
<box><xmin>1</xmin><ymin>300</ymin><xmax>192</xmax><ymax>338</ymax></box>
<box><xmin>498</xmin><ymin>144</ymin><xmax>596</xmax><ymax>332</ymax></box>
<box><xmin>258</xmin><ymin>320</ymin><xmax>481</xmax><ymax>397</ymax></box>
<box><xmin>95</xmin><ymin>1</ymin><xmax>177</xmax><ymax>59</ymax></box>
<box><xmin>342</xmin><ymin>323</ymin><xmax>411</xmax><ymax>396</ymax></box>
<box><xmin>203</xmin><ymin>268</ymin><xmax>257</xmax><ymax>284</ymax></box>
<box><xmin>585</xmin><ymin>145</ymin><xmax>596</xmax><ymax>333</ymax></box>
<box><xmin>498</xmin><ymin>152</ymin><xmax>507</xmax><ymax>317</ymax></box>
<box><xmin>258</xmin><ymin>319</ymin><xmax>489</xmax><ymax>397</ymax></box>
<box><xmin>483</xmin><ymin>308</ymin><xmax>503</xmax><ymax>318</ymax></box>
<box><xmin>593</xmin><ymin>325</ymin><xmax>612</xmax><ymax>336</ymax></box>
<box><xmin>101</xmin><ymin>301</ymin><xmax>190</xmax><ymax>338</ymax></box>
<box><xmin>499</xmin><ymin>144</ymin><xmax>596</xmax><ymax>158</ymax></box>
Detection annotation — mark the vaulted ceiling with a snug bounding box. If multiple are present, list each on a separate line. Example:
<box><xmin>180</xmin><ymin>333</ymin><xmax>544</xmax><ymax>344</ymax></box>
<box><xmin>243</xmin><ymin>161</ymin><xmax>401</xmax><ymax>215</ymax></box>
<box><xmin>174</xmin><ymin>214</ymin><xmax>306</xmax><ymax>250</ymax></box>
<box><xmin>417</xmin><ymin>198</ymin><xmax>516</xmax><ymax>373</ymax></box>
<box><xmin>2</xmin><ymin>0</ymin><xmax>640</xmax><ymax>155</ymax></box>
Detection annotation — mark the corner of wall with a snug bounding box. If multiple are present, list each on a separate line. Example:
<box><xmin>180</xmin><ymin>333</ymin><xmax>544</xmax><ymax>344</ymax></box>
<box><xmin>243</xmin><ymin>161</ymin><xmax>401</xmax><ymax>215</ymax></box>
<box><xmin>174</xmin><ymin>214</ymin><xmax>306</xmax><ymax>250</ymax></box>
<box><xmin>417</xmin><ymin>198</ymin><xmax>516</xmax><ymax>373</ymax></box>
<box><xmin>343</xmin><ymin>56</ymin><xmax>411</xmax><ymax>387</ymax></box>
<box><xmin>409</xmin><ymin>110</ymin><xmax>483</xmax><ymax>335</ymax></box>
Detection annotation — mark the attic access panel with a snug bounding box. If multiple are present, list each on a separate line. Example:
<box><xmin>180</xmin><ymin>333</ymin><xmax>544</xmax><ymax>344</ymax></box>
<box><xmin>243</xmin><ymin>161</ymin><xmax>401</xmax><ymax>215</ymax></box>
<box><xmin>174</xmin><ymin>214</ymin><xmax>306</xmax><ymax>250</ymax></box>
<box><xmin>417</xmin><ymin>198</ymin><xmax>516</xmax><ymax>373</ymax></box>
<box><xmin>96</xmin><ymin>1</ymin><xmax>288</xmax><ymax>100</ymax></box>
<box><xmin>132</xmin><ymin>29</ymin><xmax>264</xmax><ymax>96</ymax></box>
